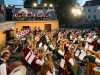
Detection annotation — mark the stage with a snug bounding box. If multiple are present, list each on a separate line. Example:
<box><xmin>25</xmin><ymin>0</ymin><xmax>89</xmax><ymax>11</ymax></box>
<box><xmin>14</xmin><ymin>20</ymin><xmax>59</xmax><ymax>37</ymax></box>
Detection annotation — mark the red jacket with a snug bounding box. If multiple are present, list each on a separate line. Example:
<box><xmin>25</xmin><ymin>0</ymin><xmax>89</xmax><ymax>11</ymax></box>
<box><xmin>31</xmin><ymin>57</ymin><xmax>41</xmax><ymax>71</ymax></box>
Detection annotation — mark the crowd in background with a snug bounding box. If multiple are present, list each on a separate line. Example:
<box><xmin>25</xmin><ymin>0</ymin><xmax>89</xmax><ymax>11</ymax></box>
<box><xmin>66</xmin><ymin>19</ymin><xmax>100</xmax><ymax>28</ymax></box>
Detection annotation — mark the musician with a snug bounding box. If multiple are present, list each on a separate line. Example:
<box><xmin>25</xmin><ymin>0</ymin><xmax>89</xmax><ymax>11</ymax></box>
<box><xmin>35</xmin><ymin>34</ymin><xmax>40</xmax><ymax>42</ymax></box>
<box><xmin>32</xmin><ymin>51</ymin><xmax>44</xmax><ymax>71</ymax></box>
<box><xmin>21</xmin><ymin>29</ymin><xmax>25</xmax><ymax>37</ymax></box>
<box><xmin>37</xmin><ymin>27</ymin><xmax>41</xmax><ymax>32</ymax></box>
<box><xmin>0</xmin><ymin>52</ymin><xmax>10</xmax><ymax>75</ymax></box>
<box><xmin>64</xmin><ymin>51</ymin><xmax>78</xmax><ymax>75</ymax></box>
<box><xmin>30</xmin><ymin>12</ymin><xmax>35</xmax><ymax>20</ymax></box>
<box><xmin>33</xmin><ymin>27</ymin><xmax>37</xmax><ymax>35</ymax></box>
<box><xmin>55</xmin><ymin>44</ymin><xmax>65</xmax><ymax>59</ymax></box>
<box><xmin>16</xmin><ymin>31</ymin><xmax>21</xmax><ymax>40</ymax></box>
<box><xmin>40</xmin><ymin>61</ymin><xmax>55</xmax><ymax>75</ymax></box>
<box><xmin>86</xmin><ymin>52</ymin><xmax>100</xmax><ymax>64</ymax></box>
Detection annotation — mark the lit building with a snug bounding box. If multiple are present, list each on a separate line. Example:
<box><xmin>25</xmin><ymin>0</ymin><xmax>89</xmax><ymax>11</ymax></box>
<box><xmin>83</xmin><ymin>1</ymin><xmax>100</xmax><ymax>21</ymax></box>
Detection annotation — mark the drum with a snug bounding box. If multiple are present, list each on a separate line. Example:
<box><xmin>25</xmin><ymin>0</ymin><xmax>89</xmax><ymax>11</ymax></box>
<box><xmin>8</xmin><ymin>62</ymin><xmax>27</xmax><ymax>75</ymax></box>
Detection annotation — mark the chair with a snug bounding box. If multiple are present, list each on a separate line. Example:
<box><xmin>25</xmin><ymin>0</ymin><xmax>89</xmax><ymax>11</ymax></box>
<box><xmin>86</xmin><ymin>61</ymin><xmax>99</xmax><ymax>75</ymax></box>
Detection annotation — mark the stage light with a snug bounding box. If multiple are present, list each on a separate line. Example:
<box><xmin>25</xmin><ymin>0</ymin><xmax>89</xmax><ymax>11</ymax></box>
<box><xmin>99</xmin><ymin>7</ymin><xmax>100</xmax><ymax>9</ymax></box>
<box><xmin>6</xmin><ymin>4</ymin><xmax>8</xmax><ymax>7</ymax></box>
<box><xmin>72</xmin><ymin>9</ymin><xmax>76</xmax><ymax>13</ymax></box>
<box><xmin>76</xmin><ymin>9</ymin><xmax>82</xmax><ymax>15</ymax></box>
<box><xmin>33</xmin><ymin>3</ymin><xmax>37</xmax><ymax>7</ymax></box>
<box><xmin>74</xmin><ymin>14</ymin><xmax>76</xmax><ymax>17</ymax></box>
<box><xmin>50</xmin><ymin>4</ymin><xmax>53</xmax><ymax>7</ymax></box>
<box><xmin>44</xmin><ymin>3</ymin><xmax>47</xmax><ymax>7</ymax></box>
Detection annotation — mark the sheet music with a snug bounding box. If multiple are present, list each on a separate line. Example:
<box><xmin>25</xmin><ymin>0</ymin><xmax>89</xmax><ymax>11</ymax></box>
<box><xmin>93</xmin><ymin>35</ymin><xmax>97</xmax><ymax>39</ymax></box>
<box><xmin>81</xmin><ymin>38</ymin><xmax>84</xmax><ymax>41</ymax></box>
<box><xmin>60</xmin><ymin>59</ymin><xmax>65</xmax><ymax>69</ymax></box>
<box><xmin>85</xmin><ymin>44</ymin><xmax>88</xmax><ymax>49</ymax></box>
<box><xmin>88</xmin><ymin>45</ymin><xmax>93</xmax><ymax>51</ymax></box>
<box><xmin>27</xmin><ymin>54</ymin><xmax>35</xmax><ymax>64</ymax></box>
<box><xmin>78</xmin><ymin>52</ymin><xmax>86</xmax><ymax>60</ymax></box>
<box><xmin>85</xmin><ymin>44</ymin><xmax>93</xmax><ymax>51</ymax></box>
<box><xmin>86</xmin><ymin>39</ymin><xmax>93</xmax><ymax>43</ymax></box>
<box><xmin>25</xmin><ymin>51</ymin><xmax>35</xmax><ymax>64</ymax></box>
<box><xmin>75</xmin><ymin>50</ymin><xmax>80</xmax><ymax>57</ymax></box>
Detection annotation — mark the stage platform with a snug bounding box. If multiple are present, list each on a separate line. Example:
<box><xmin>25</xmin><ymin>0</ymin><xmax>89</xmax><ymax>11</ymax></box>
<box><xmin>14</xmin><ymin>20</ymin><xmax>59</xmax><ymax>37</ymax></box>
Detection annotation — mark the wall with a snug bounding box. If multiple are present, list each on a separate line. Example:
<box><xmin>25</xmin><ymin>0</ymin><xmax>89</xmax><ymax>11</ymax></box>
<box><xmin>83</xmin><ymin>5</ymin><xmax>100</xmax><ymax>20</ymax></box>
<box><xmin>0</xmin><ymin>31</ymin><xmax>6</xmax><ymax>46</ymax></box>
<box><xmin>0</xmin><ymin>21</ymin><xmax>16</xmax><ymax>46</ymax></box>
<box><xmin>14</xmin><ymin>20</ymin><xmax>59</xmax><ymax>38</ymax></box>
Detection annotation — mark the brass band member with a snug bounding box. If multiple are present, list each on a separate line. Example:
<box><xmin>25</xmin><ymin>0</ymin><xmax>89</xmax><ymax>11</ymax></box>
<box><xmin>40</xmin><ymin>61</ymin><xmax>55</xmax><ymax>75</ymax></box>
<box><xmin>31</xmin><ymin>51</ymin><xmax>44</xmax><ymax>71</ymax></box>
<box><xmin>0</xmin><ymin>52</ymin><xmax>10</xmax><ymax>75</ymax></box>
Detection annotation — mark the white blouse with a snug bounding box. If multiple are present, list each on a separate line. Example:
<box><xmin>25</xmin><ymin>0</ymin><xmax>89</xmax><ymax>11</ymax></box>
<box><xmin>58</xmin><ymin>49</ymin><xmax>64</xmax><ymax>56</ymax></box>
<box><xmin>68</xmin><ymin>58</ymin><xmax>75</xmax><ymax>66</ymax></box>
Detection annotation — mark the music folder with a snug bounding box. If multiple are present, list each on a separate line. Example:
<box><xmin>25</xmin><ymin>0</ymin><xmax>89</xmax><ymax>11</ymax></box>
<box><xmin>75</xmin><ymin>50</ymin><xmax>80</xmax><ymax>57</ymax></box>
<box><xmin>60</xmin><ymin>59</ymin><xmax>65</xmax><ymax>69</ymax></box>
<box><xmin>25</xmin><ymin>51</ymin><xmax>35</xmax><ymax>64</ymax></box>
<box><xmin>78</xmin><ymin>52</ymin><xmax>86</xmax><ymax>60</ymax></box>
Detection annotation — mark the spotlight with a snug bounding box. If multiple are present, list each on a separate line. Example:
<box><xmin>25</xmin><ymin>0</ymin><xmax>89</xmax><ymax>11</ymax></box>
<box><xmin>44</xmin><ymin>3</ymin><xmax>47</xmax><ymax>7</ymax></box>
<box><xmin>11</xmin><ymin>4</ymin><xmax>13</xmax><ymax>6</ymax></box>
<box><xmin>6</xmin><ymin>4</ymin><xmax>8</xmax><ymax>7</ymax></box>
<box><xmin>33</xmin><ymin>3</ymin><xmax>37</xmax><ymax>7</ymax></box>
<box><xmin>50</xmin><ymin>4</ymin><xmax>53</xmax><ymax>7</ymax></box>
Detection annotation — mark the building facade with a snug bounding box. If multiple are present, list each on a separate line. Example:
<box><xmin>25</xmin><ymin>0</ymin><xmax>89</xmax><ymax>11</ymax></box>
<box><xmin>83</xmin><ymin>1</ymin><xmax>100</xmax><ymax>21</ymax></box>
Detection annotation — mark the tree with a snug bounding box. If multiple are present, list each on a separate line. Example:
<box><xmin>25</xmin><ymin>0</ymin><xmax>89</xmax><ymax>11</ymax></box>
<box><xmin>55</xmin><ymin>0</ymin><xmax>78</xmax><ymax>24</ymax></box>
<box><xmin>23</xmin><ymin>0</ymin><xmax>37</xmax><ymax>8</ymax></box>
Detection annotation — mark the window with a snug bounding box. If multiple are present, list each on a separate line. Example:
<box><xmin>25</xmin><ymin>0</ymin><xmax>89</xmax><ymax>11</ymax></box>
<box><xmin>84</xmin><ymin>9</ymin><xmax>86</xmax><ymax>12</ymax></box>
<box><xmin>88</xmin><ymin>15</ymin><xmax>91</xmax><ymax>19</ymax></box>
<box><xmin>93</xmin><ymin>15</ymin><xmax>96</xmax><ymax>19</ymax></box>
<box><xmin>88</xmin><ymin>2</ymin><xmax>91</xmax><ymax>6</ymax></box>
<box><xmin>88</xmin><ymin>9</ymin><xmax>91</xmax><ymax>12</ymax></box>
<box><xmin>93</xmin><ymin>8</ymin><xmax>96</xmax><ymax>12</ymax></box>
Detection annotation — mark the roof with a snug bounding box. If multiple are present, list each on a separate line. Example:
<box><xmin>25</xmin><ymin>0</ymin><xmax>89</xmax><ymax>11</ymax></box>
<box><xmin>83</xmin><ymin>1</ymin><xmax>100</xmax><ymax>7</ymax></box>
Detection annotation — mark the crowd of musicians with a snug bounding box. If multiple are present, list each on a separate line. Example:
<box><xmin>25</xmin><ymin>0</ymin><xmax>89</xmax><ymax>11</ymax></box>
<box><xmin>15</xmin><ymin>12</ymin><xmax>51</xmax><ymax>21</ymax></box>
<box><xmin>1</xmin><ymin>26</ymin><xmax>100</xmax><ymax>75</ymax></box>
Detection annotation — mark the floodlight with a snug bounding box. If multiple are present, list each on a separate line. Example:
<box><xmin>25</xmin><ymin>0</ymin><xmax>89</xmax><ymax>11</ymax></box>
<box><xmin>44</xmin><ymin>3</ymin><xmax>47</xmax><ymax>7</ymax></box>
<box><xmin>33</xmin><ymin>3</ymin><xmax>37</xmax><ymax>7</ymax></box>
<box><xmin>50</xmin><ymin>4</ymin><xmax>53</xmax><ymax>7</ymax></box>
